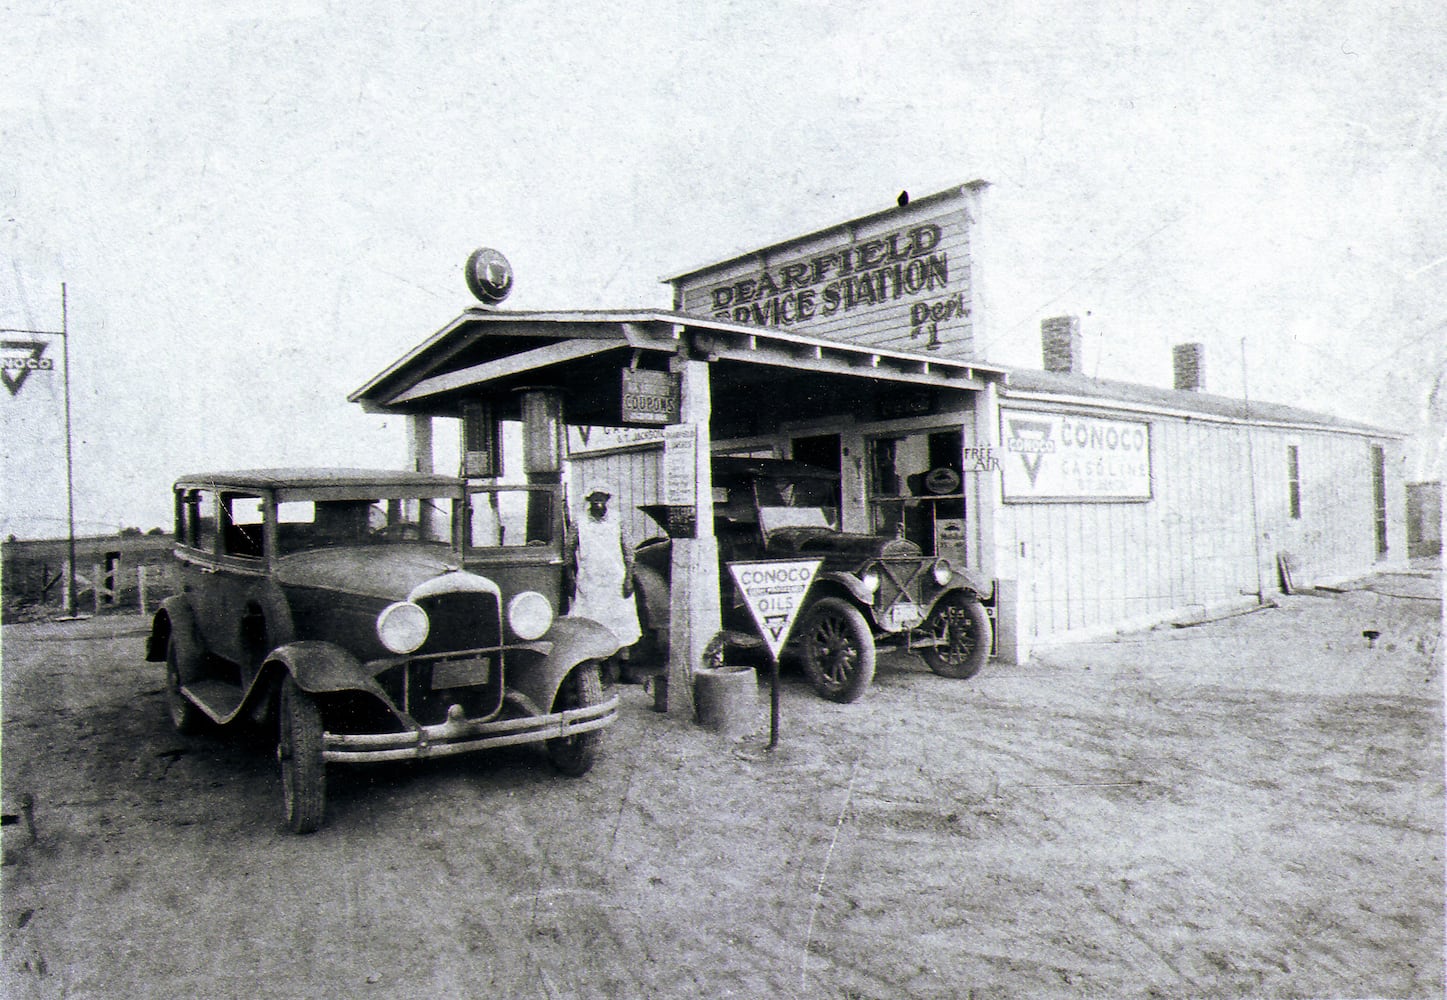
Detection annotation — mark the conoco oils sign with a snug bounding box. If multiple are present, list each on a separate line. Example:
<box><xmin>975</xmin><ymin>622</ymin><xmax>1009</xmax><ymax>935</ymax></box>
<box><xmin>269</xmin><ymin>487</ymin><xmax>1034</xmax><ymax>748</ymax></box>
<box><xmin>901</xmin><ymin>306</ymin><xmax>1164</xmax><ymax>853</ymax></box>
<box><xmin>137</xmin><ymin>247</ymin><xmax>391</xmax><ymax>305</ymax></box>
<box><xmin>669</xmin><ymin>184</ymin><xmax>983</xmax><ymax>357</ymax></box>
<box><xmin>1001</xmin><ymin>408</ymin><xmax>1152</xmax><ymax>502</ymax></box>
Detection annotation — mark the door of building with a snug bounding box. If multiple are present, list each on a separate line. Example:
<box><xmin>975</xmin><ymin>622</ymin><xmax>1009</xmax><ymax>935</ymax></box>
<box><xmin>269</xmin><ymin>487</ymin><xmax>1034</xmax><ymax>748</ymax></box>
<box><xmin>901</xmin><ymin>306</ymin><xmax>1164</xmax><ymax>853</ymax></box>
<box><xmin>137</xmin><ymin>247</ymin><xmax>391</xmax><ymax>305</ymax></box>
<box><xmin>1372</xmin><ymin>444</ymin><xmax>1388</xmax><ymax>559</ymax></box>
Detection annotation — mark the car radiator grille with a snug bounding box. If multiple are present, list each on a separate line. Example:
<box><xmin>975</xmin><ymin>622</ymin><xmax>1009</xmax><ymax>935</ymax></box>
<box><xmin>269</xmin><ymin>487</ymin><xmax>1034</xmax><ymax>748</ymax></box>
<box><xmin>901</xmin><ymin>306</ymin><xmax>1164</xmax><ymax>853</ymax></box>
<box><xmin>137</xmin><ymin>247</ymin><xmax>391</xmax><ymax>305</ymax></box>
<box><xmin>415</xmin><ymin>591</ymin><xmax>503</xmax><ymax>654</ymax></box>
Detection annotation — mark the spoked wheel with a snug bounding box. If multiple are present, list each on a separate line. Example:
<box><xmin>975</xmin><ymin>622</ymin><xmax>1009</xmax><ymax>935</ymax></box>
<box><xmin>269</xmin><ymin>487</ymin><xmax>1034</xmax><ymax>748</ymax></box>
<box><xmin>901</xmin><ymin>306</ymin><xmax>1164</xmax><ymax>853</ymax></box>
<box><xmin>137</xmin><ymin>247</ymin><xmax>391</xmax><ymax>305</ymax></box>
<box><xmin>164</xmin><ymin>635</ymin><xmax>206</xmax><ymax>735</ymax></box>
<box><xmin>546</xmin><ymin>661</ymin><xmax>605</xmax><ymax>777</ymax></box>
<box><xmin>921</xmin><ymin>594</ymin><xmax>991</xmax><ymax>679</ymax></box>
<box><xmin>797</xmin><ymin>597</ymin><xmax>876</xmax><ymax>703</ymax></box>
<box><xmin>277</xmin><ymin>676</ymin><xmax>326</xmax><ymax>834</ymax></box>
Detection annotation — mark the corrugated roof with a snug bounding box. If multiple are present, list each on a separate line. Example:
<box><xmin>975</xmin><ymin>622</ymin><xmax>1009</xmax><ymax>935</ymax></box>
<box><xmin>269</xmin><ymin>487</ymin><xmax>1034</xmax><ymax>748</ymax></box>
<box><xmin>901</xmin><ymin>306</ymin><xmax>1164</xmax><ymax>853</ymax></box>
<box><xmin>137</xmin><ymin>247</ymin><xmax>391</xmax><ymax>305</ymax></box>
<box><xmin>1003</xmin><ymin>368</ymin><xmax>1401</xmax><ymax>437</ymax></box>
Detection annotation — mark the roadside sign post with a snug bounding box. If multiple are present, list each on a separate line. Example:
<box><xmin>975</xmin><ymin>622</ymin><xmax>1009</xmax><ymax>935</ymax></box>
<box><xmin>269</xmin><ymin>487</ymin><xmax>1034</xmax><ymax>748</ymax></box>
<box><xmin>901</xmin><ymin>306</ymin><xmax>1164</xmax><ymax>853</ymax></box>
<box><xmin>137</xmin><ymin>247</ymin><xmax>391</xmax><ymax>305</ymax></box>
<box><xmin>727</xmin><ymin>559</ymin><xmax>821</xmax><ymax>750</ymax></box>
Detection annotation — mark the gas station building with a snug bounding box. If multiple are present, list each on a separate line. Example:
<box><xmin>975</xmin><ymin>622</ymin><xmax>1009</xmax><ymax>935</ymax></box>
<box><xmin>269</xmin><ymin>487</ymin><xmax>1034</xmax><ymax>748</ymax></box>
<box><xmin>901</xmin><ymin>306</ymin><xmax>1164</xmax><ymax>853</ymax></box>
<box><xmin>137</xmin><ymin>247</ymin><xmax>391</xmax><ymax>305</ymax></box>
<box><xmin>351</xmin><ymin>181</ymin><xmax>1406</xmax><ymax>678</ymax></box>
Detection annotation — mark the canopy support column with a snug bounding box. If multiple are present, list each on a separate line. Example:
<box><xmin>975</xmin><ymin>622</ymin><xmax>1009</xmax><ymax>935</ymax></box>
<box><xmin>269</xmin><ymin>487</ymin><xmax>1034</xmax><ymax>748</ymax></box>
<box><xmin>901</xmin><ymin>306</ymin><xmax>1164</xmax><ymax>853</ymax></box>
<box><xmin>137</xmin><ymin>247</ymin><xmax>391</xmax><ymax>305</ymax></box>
<box><xmin>665</xmin><ymin>358</ymin><xmax>721</xmax><ymax>717</ymax></box>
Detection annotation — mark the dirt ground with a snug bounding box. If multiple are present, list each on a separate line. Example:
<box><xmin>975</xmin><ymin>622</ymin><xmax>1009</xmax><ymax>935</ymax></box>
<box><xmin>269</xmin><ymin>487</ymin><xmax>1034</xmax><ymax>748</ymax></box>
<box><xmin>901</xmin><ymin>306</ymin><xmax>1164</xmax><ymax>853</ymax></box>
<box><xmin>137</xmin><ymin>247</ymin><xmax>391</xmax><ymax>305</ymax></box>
<box><xmin>1</xmin><ymin>567</ymin><xmax>1442</xmax><ymax>999</ymax></box>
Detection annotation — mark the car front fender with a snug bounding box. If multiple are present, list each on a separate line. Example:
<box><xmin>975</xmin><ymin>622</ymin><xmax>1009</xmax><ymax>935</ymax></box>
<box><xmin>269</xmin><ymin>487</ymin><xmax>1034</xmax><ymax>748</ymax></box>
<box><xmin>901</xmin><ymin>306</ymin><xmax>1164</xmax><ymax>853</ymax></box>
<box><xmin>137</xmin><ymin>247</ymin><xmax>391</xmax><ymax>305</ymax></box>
<box><xmin>508</xmin><ymin>615</ymin><xmax>621</xmax><ymax>716</ymax></box>
<box><xmin>817</xmin><ymin>570</ymin><xmax>876</xmax><ymax>607</ymax></box>
<box><xmin>264</xmin><ymin>641</ymin><xmax>390</xmax><ymax>699</ymax></box>
<box><xmin>148</xmin><ymin>597</ymin><xmax>204</xmax><ymax>684</ymax></box>
<box><xmin>631</xmin><ymin>564</ymin><xmax>670</xmax><ymax>632</ymax></box>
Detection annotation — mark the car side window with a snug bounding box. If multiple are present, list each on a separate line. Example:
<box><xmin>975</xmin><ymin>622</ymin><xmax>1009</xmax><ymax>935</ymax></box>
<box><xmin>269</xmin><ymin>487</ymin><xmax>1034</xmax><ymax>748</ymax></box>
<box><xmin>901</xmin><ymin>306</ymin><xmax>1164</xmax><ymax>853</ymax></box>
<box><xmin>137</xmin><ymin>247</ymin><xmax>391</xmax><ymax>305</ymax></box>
<box><xmin>222</xmin><ymin>493</ymin><xmax>265</xmax><ymax>559</ymax></box>
<box><xmin>182</xmin><ymin>490</ymin><xmax>219</xmax><ymax>553</ymax></box>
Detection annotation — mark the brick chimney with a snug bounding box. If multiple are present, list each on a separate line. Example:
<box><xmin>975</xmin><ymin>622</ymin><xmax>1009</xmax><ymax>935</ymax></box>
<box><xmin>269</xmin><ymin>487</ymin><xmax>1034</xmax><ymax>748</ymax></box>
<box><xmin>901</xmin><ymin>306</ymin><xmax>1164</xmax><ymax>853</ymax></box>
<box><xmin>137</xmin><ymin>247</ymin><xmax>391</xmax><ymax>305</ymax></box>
<box><xmin>1042</xmin><ymin>316</ymin><xmax>1081</xmax><ymax>374</ymax></box>
<box><xmin>1173</xmin><ymin>342</ymin><xmax>1206</xmax><ymax>391</ymax></box>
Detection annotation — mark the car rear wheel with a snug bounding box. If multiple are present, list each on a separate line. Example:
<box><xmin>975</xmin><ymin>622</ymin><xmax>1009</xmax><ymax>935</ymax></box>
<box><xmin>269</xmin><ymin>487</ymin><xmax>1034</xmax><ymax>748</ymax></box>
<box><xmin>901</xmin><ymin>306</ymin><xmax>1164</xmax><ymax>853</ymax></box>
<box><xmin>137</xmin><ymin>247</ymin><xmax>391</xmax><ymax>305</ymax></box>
<box><xmin>278</xmin><ymin>676</ymin><xmax>326</xmax><ymax>834</ymax></box>
<box><xmin>921</xmin><ymin>594</ymin><xmax>991</xmax><ymax>679</ymax></box>
<box><xmin>798</xmin><ymin>597</ymin><xmax>876</xmax><ymax>703</ymax></box>
<box><xmin>164</xmin><ymin>635</ymin><xmax>206</xmax><ymax>735</ymax></box>
<box><xmin>546</xmin><ymin>661</ymin><xmax>605</xmax><ymax>777</ymax></box>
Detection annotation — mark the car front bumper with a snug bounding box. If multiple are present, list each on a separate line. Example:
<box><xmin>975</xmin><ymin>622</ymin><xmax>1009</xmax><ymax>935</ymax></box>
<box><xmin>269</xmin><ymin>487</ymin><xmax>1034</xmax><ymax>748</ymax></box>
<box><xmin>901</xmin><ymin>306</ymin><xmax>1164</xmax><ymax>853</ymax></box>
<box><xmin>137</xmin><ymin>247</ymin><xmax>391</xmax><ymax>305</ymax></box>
<box><xmin>320</xmin><ymin>694</ymin><xmax>619</xmax><ymax>763</ymax></box>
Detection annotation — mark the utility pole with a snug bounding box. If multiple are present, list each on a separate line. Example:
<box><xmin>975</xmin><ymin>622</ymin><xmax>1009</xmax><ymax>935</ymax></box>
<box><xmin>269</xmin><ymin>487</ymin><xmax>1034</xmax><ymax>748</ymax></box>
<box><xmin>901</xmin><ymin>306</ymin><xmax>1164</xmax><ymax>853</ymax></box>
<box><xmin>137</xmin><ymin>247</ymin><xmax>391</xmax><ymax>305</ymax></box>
<box><xmin>62</xmin><ymin>283</ymin><xmax>77</xmax><ymax>616</ymax></box>
<box><xmin>2</xmin><ymin>283</ymin><xmax>74</xmax><ymax>613</ymax></box>
<box><xmin>1241</xmin><ymin>336</ymin><xmax>1265</xmax><ymax>603</ymax></box>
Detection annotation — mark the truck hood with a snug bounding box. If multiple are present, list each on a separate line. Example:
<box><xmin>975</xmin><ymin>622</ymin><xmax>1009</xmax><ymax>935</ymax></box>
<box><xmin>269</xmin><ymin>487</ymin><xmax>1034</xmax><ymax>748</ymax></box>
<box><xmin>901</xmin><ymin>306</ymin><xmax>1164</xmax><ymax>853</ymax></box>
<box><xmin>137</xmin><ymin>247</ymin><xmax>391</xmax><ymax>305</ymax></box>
<box><xmin>274</xmin><ymin>544</ymin><xmax>481</xmax><ymax>602</ymax></box>
<box><xmin>763</xmin><ymin>528</ymin><xmax>922</xmax><ymax>561</ymax></box>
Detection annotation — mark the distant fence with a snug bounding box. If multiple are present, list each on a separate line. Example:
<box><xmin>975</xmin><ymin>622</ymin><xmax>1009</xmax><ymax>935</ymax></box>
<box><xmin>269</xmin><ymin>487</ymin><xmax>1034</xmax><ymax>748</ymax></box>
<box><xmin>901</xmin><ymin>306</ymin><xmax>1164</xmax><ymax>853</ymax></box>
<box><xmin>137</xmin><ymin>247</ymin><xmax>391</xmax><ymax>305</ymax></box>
<box><xmin>2</xmin><ymin>535</ymin><xmax>177</xmax><ymax>620</ymax></box>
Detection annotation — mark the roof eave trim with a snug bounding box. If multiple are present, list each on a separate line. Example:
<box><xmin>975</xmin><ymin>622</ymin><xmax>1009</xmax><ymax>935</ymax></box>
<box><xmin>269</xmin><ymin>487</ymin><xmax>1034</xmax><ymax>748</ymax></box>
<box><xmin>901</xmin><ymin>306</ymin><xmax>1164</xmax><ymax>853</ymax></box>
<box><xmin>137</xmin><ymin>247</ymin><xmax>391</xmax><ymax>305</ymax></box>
<box><xmin>1000</xmin><ymin>388</ymin><xmax>1405</xmax><ymax>438</ymax></box>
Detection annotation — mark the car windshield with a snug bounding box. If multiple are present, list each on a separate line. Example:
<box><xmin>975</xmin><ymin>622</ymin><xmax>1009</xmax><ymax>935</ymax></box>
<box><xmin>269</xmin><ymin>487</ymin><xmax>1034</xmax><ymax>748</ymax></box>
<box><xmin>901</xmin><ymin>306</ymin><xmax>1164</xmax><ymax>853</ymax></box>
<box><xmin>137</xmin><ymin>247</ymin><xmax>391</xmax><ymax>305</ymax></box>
<box><xmin>753</xmin><ymin>475</ymin><xmax>838</xmax><ymax>532</ymax></box>
<box><xmin>276</xmin><ymin>496</ymin><xmax>456</xmax><ymax>554</ymax></box>
<box><xmin>466</xmin><ymin>486</ymin><xmax>556</xmax><ymax>549</ymax></box>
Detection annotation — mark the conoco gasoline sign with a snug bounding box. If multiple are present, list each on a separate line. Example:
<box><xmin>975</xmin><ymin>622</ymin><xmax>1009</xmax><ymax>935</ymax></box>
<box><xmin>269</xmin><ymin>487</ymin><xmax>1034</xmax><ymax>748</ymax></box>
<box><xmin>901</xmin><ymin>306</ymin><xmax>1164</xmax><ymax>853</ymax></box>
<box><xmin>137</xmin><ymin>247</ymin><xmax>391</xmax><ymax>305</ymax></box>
<box><xmin>668</xmin><ymin>183</ymin><xmax>984</xmax><ymax>357</ymax></box>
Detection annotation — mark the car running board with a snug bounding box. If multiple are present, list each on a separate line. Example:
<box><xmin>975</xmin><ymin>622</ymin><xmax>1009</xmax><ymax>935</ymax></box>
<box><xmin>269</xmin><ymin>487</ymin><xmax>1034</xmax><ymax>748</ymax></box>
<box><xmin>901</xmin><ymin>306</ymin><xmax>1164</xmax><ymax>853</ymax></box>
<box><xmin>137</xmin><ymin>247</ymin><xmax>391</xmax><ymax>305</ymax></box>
<box><xmin>183</xmin><ymin>680</ymin><xmax>246</xmax><ymax>724</ymax></box>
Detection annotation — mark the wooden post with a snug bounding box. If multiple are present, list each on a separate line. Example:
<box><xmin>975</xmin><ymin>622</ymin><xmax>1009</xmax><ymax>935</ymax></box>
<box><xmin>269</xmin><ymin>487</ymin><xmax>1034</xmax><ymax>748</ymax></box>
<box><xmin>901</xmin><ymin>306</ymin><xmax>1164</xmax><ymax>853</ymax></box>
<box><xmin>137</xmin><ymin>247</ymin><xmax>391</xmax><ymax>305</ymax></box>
<box><xmin>664</xmin><ymin>357</ymin><xmax>721</xmax><ymax>718</ymax></box>
<box><xmin>407</xmin><ymin>414</ymin><xmax>434</xmax><ymax>474</ymax></box>
<box><xmin>138</xmin><ymin>565</ymin><xmax>149</xmax><ymax>617</ymax></box>
<box><xmin>91</xmin><ymin>562</ymin><xmax>102</xmax><ymax>615</ymax></box>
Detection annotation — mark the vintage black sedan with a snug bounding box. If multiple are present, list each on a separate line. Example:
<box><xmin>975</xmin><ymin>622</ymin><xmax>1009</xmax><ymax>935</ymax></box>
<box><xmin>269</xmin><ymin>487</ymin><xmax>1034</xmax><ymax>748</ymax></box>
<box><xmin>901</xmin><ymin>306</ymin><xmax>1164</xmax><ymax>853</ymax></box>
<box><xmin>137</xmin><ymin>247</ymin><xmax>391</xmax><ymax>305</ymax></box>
<box><xmin>145</xmin><ymin>469</ymin><xmax>620</xmax><ymax>833</ymax></box>
<box><xmin>632</xmin><ymin>457</ymin><xmax>993</xmax><ymax>703</ymax></box>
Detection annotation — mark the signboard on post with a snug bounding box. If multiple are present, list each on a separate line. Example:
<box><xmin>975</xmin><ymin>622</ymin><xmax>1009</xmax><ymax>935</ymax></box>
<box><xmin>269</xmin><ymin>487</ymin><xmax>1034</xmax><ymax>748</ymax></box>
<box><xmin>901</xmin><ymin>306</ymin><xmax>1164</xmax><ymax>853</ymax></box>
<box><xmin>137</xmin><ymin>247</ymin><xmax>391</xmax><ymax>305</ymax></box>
<box><xmin>661</xmin><ymin>422</ymin><xmax>699</xmax><ymax>539</ymax></box>
<box><xmin>621</xmin><ymin>369</ymin><xmax>681</xmax><ymax>426</ymax></box>
<box><xmin>663</xmin><ymin>423</ymin><xmax>697</xmax><ymax>505</ymax></box>
<box><xmin>729</xmin><ymin>559</ymin><xmax>821</xmax><ymax>750</ymax></box>
<box><xmin>727</xmin><ymin>560</ymin><xmax>822</xmax><ymax>660</ymax></box>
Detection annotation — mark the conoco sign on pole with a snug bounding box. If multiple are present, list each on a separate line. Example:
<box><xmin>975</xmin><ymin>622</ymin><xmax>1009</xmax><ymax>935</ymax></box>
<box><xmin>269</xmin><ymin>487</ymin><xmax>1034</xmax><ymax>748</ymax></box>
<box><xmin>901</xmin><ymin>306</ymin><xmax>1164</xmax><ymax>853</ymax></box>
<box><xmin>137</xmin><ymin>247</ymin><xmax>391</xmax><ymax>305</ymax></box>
<box><xmin>727</xmin><ymin>559</ymin><xmax>823</xmax><ymax>661</ymax></box>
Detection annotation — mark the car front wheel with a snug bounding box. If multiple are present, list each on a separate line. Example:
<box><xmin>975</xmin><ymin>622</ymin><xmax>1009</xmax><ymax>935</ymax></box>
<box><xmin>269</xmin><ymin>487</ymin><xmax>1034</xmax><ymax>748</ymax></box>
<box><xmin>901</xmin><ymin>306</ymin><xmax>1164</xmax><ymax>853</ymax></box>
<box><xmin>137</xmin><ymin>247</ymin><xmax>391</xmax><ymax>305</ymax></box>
<box><xmin>546</xmin><ymin>661</ymin><xmax>605</xmax><ymax>777</ymax></box>
<box><xmin>798</xmin><ymin>597</ymin><xmax>876</xmax><ymax>703</ymax></box>
<box><xmin>164</xmin><ymin>635</ymin><xmax>206</xmax><ymax>735</ymax></box>
<box><xmin>278</xmin><ymin>676</ymin><xmax>326</xmax><ymax>834</ymax></box>
<box><xmin>921</xmin><ymin>594</ymin><xmax>991</xmax><ymax>679</ymax></box>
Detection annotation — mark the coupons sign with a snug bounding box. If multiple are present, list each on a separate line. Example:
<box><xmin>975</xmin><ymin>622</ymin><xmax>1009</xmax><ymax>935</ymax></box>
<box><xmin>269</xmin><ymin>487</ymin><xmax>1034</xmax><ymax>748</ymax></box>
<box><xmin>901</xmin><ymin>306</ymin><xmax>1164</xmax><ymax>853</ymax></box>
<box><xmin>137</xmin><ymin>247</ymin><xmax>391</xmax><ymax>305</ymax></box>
<box><xmin>727</xmin><ymin>560</ymin><xmax>822</xmax><ymax>660</ymax></box>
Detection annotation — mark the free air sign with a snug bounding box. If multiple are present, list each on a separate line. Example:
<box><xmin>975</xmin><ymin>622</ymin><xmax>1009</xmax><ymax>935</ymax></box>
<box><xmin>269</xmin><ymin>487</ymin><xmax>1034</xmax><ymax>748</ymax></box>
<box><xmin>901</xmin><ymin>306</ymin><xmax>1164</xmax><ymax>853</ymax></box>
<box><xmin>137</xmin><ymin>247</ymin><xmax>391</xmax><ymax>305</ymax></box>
<box><xmin>727</xmin><ymin>560</ymin><xmax>822</xmax><ymax>660</ymax></box>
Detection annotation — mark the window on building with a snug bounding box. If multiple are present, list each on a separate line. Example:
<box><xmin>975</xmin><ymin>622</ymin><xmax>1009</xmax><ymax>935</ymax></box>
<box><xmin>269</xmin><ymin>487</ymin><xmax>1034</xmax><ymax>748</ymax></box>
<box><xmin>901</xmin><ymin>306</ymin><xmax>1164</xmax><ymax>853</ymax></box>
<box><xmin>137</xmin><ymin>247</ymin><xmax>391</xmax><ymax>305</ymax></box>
<box><xmin>866</xmin><ymin>429</ymin><xmax>965</xmax><ymax>558</ymax></box>
<box><xmin>1287</xmin><ymin>445</ymin><xmax>1301</xmax><ymax>520</ymax></box>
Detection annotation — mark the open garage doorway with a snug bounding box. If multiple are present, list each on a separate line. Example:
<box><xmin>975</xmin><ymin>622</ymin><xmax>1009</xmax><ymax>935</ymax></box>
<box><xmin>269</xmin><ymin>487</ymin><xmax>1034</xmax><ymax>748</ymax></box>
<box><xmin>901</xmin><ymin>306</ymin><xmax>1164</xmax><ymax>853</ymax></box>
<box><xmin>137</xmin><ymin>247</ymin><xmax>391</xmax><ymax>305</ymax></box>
<box><xmin>866</xmin><ymin>428</ymin><xmax>966</xmax><ymax>562</ymax></box>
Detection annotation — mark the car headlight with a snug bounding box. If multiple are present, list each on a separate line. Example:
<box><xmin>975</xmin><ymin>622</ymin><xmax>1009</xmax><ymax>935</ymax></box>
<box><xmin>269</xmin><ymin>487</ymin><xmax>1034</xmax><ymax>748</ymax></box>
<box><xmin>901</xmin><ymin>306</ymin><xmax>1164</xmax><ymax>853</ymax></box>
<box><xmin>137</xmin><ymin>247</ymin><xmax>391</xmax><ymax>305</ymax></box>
<box><xmin>932</xmin><ymin>560</ymin><xmax>954</xmax><ymax>586</ymax></box>
<box><xmin>508</xmin><ymin>591</ymin><xmax>554</xmax><ymax>641</ymax></box>
<box><xmin>860</xmin><ymin>569</ymin><xmax>881</xmax><ymax>594</ymax></box>
<box><xmin>377</xmin><ymin>601</ymin><xmax>430</xmax><ymax>654</ymax></box>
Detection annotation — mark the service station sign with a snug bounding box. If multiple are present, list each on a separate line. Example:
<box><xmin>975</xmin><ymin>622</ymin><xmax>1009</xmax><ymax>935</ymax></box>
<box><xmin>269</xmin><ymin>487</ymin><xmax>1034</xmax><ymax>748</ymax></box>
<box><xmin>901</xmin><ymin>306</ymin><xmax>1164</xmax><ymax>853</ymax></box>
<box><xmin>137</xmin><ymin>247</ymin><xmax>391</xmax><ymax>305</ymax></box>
<box><xmin>1001</xmin><ymin>408</ymin><xmax>1152</xmax><ymax>502</ymax></box>
<box><xmin>670</xmin><ymin>184</ymin><xmax>983</xmax><ymax>357</ymax></box>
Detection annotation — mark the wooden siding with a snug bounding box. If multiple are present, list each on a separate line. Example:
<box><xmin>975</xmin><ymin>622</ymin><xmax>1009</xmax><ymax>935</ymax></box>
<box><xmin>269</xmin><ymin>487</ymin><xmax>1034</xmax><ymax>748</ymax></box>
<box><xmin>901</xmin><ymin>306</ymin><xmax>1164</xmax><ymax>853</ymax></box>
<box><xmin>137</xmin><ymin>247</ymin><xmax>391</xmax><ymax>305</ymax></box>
<box><xmin>570</xmin><ymin>404</ymin><xmax>1406</xmax><ymax>645</ymax></box>
<box><xmin>995</xmin><ymin>409</ymin><xmax>1405</xmax><ymax>640</ymax></box>
<box><xmin>566</xmin><ymin>446</ymin><xmax>665</xmax><ymax>547</ymax></box>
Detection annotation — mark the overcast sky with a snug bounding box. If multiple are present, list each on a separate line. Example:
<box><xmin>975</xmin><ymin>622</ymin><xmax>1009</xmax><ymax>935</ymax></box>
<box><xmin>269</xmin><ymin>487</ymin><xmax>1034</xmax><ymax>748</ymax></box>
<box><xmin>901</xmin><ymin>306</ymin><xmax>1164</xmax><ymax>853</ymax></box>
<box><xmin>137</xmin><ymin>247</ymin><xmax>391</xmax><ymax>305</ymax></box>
<box><xmin>3</xmin><ymin>0</ymin><xmax>1444</xmax><ymax>538</ymax></box>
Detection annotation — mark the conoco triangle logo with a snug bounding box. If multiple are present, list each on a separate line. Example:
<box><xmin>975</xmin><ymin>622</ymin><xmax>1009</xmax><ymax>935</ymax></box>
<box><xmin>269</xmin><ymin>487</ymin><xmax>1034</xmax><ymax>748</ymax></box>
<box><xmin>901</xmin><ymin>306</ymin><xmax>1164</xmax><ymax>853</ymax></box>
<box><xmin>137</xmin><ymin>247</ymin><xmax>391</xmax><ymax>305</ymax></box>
<box><xmin>1</xmin><ymin>340</ymin><xmax>55</xmax><ymax>397</ymax></box>
<box><xmin>1006</xmin><ymin>419</ymin><xmax>1055</xmax><ymax>487</ymax></box>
